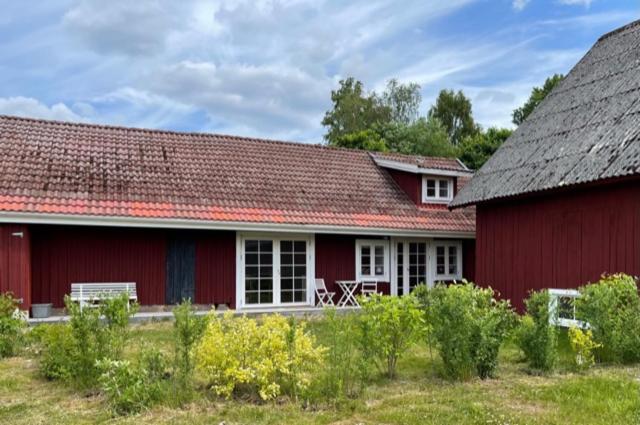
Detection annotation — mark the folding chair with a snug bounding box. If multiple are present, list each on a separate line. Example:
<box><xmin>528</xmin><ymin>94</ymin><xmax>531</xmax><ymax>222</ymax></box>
<box><xmin>361</xmin><ymin>280</ymin><xmax>380</xmax><ymax>297</ymax></box>
<box><xmin>314</xmin><ymin>278</ymin><xmax>336</xmax><ymax>307</ymax></box>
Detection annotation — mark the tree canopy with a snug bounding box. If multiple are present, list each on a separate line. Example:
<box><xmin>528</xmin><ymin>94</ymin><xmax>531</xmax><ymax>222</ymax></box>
<box><xmin>512</xmin><ymin>74</ymin><xmax>564</xmax><ymax>126</ymax></box>
<box><xmin>457</xmin><ymin>127</ymin><xmax>513</xmax><ymax>170</ymax></box>
<box><xmin>428</xmin><ymin>90</ymin><xmax>479</xmax><ymax>146</ymax></box>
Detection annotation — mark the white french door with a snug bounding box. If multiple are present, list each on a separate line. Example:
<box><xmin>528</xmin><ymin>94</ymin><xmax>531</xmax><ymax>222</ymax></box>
<box><xmin>392</xmin><ymin>239</ymin><xmax>431</xmax><ymax>295</ymax></box>
<box><xmin>238</xmin><ymin>234</ymin><xmax>314</xmax><ymax>308</ymax></box>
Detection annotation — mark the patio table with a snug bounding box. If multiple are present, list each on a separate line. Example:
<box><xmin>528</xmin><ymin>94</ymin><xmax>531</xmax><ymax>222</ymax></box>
<box><xmin>336</xmin><ymin>280</ymin><xmax>360</xmax><ymax>307</ymax></box>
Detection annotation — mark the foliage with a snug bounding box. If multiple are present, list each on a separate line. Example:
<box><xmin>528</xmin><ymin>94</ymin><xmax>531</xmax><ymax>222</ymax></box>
<box><xmin>172</xmin><ymin>299</ymin><xmax>207</xmax><ymax>401</ymax></box>
<box><xmin>457</xmin><ymin>127</ymin><xmax>512</xmax><ymax>170</ymax></box>
<box><xmin>37</xmin><ymin>324</ymin><xmax>74</xmax><ymax>381</ymax></box>
<box><xmin>416</xmin><ymin>282</ymin><xmax>515</xmax><ymax>380</ymax></box>
<box><xmin>512</xmin><ymin>73</ymin><xmax>564</xmax><ymax>125</ymax></box>
<box><xmin>358</xmin><ymin>294</ymin><xmax>424</xmax><ymax>379</ymax></box>
<box><xmin>0</xmin><ymin>292</ymin><xmax>26</xmax><ymax>358</ymax></box>
<box><xmin>428</xmin><ymin>89</ymin><xmax>479</xmax><ymax>145</ymax></box>
<box><xmin>195</xmin><ymin>312</ymin><xmax>325</xmax><ymax>401</ymax></box>
<box><xmin>322</xmin><ymin>77</ymin><xmax>391</xmax><ymax>145</ymax></box>
<box><xmin>575</xmin><ymin>273</ymin><xmax>640</xmax><ymax>363</ymax></box>
<box><xmin>380</xmin><ymin>79</ymin><xmax>422</xmax><ymax>125</ymax></box>
<box><xmin>381</xmin><ymin>117</ymin><xmax>457</xmax><ymax>157</ymax></box>
<box><xmin>97</xmin><ymin>348</ymin><xmax>167</xmax><ymax>416</ymax></box>
<box><xmin>516</xmin><ymin>290</ymin><xmax>558</xmax><ymax>373</ymax></box>
<box><xmin>568</xmin><ymin>326</ymin><xmax>600</xmax><ymax>371</ymax></box>
<box><xmin>333</xmin><ymin>129</ymin><xmax>388</xmax><ymax>152</ymax></box>
<box><xmin>313</xmin><ymin>310</ymin><xmax>372</xmax><ymax>401</ymax></box>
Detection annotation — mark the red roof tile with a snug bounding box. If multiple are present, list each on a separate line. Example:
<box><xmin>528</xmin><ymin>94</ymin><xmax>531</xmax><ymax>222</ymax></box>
<box><xmin>0</xmin><ymin>115</ymin><xmax>474</xmax><ymax>233</ymax></box>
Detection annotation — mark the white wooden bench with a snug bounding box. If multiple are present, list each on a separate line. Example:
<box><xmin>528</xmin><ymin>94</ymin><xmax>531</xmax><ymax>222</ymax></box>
<box><xmin>70</xmin><ymin>282</ymin><xmax>138</xmax><ymax>311</ymax></box>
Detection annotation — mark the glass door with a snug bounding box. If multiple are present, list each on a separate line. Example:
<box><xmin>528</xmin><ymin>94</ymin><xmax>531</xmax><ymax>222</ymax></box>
<box><xmin>395</xmin><ymin>240</ymin><xmax>428</xmax><ymax>295</ymax></box>
<box><xmin>280</xmin><ymin>240</ymin><xmax>307</xmax><ymax>303</ymax></box>
<box><xmin>244</xmin><ymin>240</ymin><xmax>274</xmax><ymax>305</ymax></box>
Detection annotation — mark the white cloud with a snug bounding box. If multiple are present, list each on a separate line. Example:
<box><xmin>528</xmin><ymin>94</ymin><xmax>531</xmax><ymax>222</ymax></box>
<box><xmin>513</xmin><ymin>0</ymin><xmax>531</xmax><ymax>11</ymax></box>
<box><xmin>0</xmin><ymin>97</ymin><xmax>86</xmax><ymax>122</ymax></box>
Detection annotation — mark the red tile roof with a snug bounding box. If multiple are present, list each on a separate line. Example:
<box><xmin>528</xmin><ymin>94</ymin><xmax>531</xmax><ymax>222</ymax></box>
<box><xmin>0</xmin><ymin>115</ymin><xmax>474</xmax><ymax>233</ymax></box>
<box><xmin>371</xmin><ymin>152</ymin><xmax>471</xmax><ymax>172</ymax></box>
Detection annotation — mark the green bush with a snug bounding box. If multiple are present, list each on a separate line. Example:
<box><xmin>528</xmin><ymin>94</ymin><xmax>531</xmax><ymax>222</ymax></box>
<box><xmin>172</xmin><ymin>299</ymin><xmax>206</xmax><ymax>403</ymax></box>
<box><xmin>0</xmin><ymin>292</ymin><xmax>26</xmax><ymax>358</ymax></box>
<box><xmin>568</xmin><ymin>326</ymin><xmax>600</xmax><ymax>371</ymax></box>
<box><xmin>575</xmin><ymin>274</ymin><xmax>640</xmax><ymax>363</ymax></box>
<box><xmin>358</xmin><ymin>294</ymin><xmax>424</xmax><ymax>379</ymax></box>
<box><xmin>516</xmin><ymin>290</ymin><xmax>557</xmax><ymax>373</ymax></box>
<box><xmin>37</xmin><ymin>324</ymin><xmax>74</xmax><ymax>381</ymax></box>
<box><xmin>195</xmin><ymin>312</ymin><xmax>325</xmax><ymax>401</ymax></box>
<box><xmin>97</xmin><ymin>348</ymin><xmax>167</xmax><ymax>416</ymax></box>
<box><xmin>416</xmin><ymin>282</ymin><xmax>515</xmax><ymax>380</ymax></box>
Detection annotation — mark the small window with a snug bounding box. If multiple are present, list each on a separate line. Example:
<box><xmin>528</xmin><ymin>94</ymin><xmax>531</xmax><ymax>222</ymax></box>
<box><xmin>434</xmin><ymin>242</ymin><xmax>461</xmax><ymax>280</ymax></box>
<box><xmin>422</xmin><ymin>176</ymin><xmax>453</xmax><ymax>203</ymax></box>
<box><xmin>356</xmin><ymin>240</ymin><xmax>389</xmax><ymax>281</ymax></box>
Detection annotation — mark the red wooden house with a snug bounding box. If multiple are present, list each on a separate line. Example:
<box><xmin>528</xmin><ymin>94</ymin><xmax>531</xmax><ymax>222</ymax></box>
<box><xmin>0</xmin><ymin>115</ymin><xmax>475</xmax><ymax>315</ymax></box>
<box><xmin>451</xmin><ymin>19</ymin><xmax>640</xmax><ymax>310</ymax></box>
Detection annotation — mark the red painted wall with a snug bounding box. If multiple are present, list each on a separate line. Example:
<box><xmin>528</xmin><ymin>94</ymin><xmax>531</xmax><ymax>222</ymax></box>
<box><xmin>386</xmin><ymin>169</ymin><xmax>421</xmax><ymax>204</ymax></box>
<box><xmin>475</xmin><ymin>180</ymin><xmax>640</xmax><ymax>311</ymax></box>
<box><xmin>0</xmin><ymin>224</ymin><xmax>31</xmax><ymax>310</ymax></box>
<box><xmin>195</xmin><ymin>231</ymin><xmax>236</xmax><ymax>308</ymax></box>
<box><xmin>462</xmin><ymin>239</ymin><xmax>476</xmax><ymax>282</ymax></box>
<box><xmin>31</xmin><ymin>225</ymin><xmax>167</xmax><ymax>307</ymax></box>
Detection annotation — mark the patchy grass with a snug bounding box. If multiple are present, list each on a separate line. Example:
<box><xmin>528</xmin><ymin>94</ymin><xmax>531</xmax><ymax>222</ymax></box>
<box><xmin>1</xmin><ymin>321</ymin><xmax>639</xmax><ymax>424</ymax></box>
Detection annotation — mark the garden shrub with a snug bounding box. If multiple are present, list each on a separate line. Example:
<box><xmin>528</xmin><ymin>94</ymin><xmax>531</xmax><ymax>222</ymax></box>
<box><xmin>516</xmin><ymin>290</ymin><xmax>557</xmax><ymax>373</ymax></box>
<box><xmin>568</xmin><ymin>326</ymin><xmax>600</xmax><ymax>371</ymax></box>
<box><xmin>97</xmin><ymin>348</ymin><xmax>167</xmax><ymax>416</ymax></box>
<box><xmin>575</xmin><ymin>273</ymin><xmax>640</xmax><ymax>363</ymax></box>
<box><xmin>0</xmin><ymin>292</ymin><xmax>26</xmax><ymax>358</ymax></box>
<box><xmin>416</xmin><ymin>282</ymin><xmax>515</xmax><ymax>380</ymax></box>
<box><xmin>358</xmin><ymin>293</ymin><xmax>424</xmax><ymax>379</ymax></box>
<box><xmin>38</xmin><ymin>324</ymin><xmax>74</xmax><ymax>381</ymax></box>
<box><xmin>172</xmin><ymin>299</ymin><xmax>206</xmax><ymax>402</ymax></box>
<box><xmin>195</xmin><ymin>312</ymin><xmax>325</xmax><ymax>401</ymax></box>
<box><xmin>313</xmin><ymin>310</ymin><xmax>371</xmax><ymax>401</ymax></box>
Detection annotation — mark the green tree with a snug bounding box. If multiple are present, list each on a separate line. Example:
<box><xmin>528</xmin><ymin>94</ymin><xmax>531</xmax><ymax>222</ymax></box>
<box><xmin>428</xmin><ymin>89</ymin><xmax>479</xmax><ymax>146</ymax></box>
<box><xmin>512</xmin><ymin>74</ymin><xmax>564</xmax><ymax>126</ymax></box>
<box><xmin>381</xmin><ymin>79</ymin><xmax>422</xmax><ymax>125</ymax></box>
<box><xmin>322</xmin><ymin>78</ymin><xmax>391</xmax><ymax>145</ymax></box>
<box><xmin>457</xmin><ymin>127</ymin><xmax>512</xmax><ymax>170</ymax></box>
<box><xmin>381</xmin><ymin>117</ymin><xmax>456</xmax><ymax>157</ymax></box>
<box><xmin>333</xmin><ymin>129</ymin><xmax>388</xmax><ymax>152</ymax></box>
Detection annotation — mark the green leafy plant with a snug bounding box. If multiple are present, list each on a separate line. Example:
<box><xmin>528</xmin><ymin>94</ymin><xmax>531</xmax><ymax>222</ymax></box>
<box><xmin>575</xmin><ymin>274</ymin><xmax>640</xmax><ymax>363</ymax></box>
<box><xmin>358</xmin><ymin>294</ymin><xmax>424</xmax><ymax>379</ymax></box>
<box><xmin>0</xmin><ymin>292</ymin><xmax>26</xmax><ymax>358</ymax></box>
<box><xmin>516</xmin><ymin>290</ymin><xmax>558</xmax><ymax>373</ymax></box>
<box><xmin>172</xmin><ymin>299</ymin><xmax>206</xmax><ymax>403</ymax></box>
<box><xmin>416</xmin><ymin>282</ymin><xmax>515</xmax><ymax>380</ymax></box>
<box><xmin>568</xmin><ymin>326</ymin><xmax>601</xmax><ymax>371</ymax></box>
<box><xmin>195</xmin><ymin>312</ymin><xmax>325</xmax><ymax>401</ymax></box>
<box><xmin>37</xmin><ymin>324</ymin><xmax>74</xmax><ymax>381</ymax></box>
<box><xmin>97</xmin><ymin>349</ymin><xmax>167</xmax><ymax>416</ymax></box>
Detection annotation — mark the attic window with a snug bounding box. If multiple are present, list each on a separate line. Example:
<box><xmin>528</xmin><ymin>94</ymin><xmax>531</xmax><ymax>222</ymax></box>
<box><xmin>422</xmin><ymin>176</ymin><xmax>453</xmax><ymax>203</ymax></box>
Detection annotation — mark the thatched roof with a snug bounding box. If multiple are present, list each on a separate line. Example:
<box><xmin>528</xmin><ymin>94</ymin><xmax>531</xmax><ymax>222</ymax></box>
<box><xmin>451</xmin><ymin>19</ymin><xmax>640</xmax><ymax>208</ymax></box>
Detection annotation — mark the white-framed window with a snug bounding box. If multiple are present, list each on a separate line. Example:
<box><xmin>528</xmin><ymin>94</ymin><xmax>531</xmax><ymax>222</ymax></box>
<box><xmin>434</xmin><ymin>241</ymin><xmax>462</xmax><ymax>280</ymax></box>
<box><xmin>548</xmin><ymin>289</ymin><xmax>587</xmax><ymax>328</ymax></box>
<box><xmin>422</xmin><ymin>176</ymin><xmax>454</xmax><ymax>203</ymax></box>
<box><xmin>355</xmin><ymin>239</ymin><xmax>389</xmax><ymax>281</ymax></box>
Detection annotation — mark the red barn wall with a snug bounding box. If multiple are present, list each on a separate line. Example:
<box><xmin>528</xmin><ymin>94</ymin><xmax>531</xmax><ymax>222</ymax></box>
<box><xmin>194</xmin><ymin>230</ymin><xmax>236</xmax><ymax>308</ymax></box>
<box><xmin>475</xmin><ymin>180</ymin><xmax>640</xmax><ymax>311</ymax></box>
<box><xmin>0</xmin><ymin>224</ymin><xmax>31</xmax><ymax>310</ymax></box>
<box><xmin>386</xmin><ymin>169</ymin><xmax>421</xmax><ymax>204</ymax></box>
<box><xmin>31</xmin><ymin>225</ymin><xmax>167</xmax><ymax>307</ymax></box>
<box><xmin>462</xmin><ymin>239</ymin><xmax>476</xmax><ymax>282</ymax></box>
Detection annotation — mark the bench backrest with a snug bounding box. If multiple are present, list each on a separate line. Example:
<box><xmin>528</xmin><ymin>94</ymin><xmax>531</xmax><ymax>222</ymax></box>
<box><xmin>70</xmin><ymin>282</ymin><xmax>137</xmax><ymax>299</ymax></box>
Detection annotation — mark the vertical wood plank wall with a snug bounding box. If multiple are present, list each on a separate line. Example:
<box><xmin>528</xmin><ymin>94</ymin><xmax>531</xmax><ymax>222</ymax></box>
<box><xmin>0</xmin><ymin>224</ymin><xmax>31</xmax><ymax>309</ymax></box>
<box><xmin>475</xmin><ymin>180</ymin><xmax>640</xmax><ymax>311</ymax></box>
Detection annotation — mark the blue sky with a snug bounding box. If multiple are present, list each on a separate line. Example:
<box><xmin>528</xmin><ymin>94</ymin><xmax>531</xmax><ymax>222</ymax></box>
<box><xmin>0</xmin><ymin>0</ymin><xmax>636</xmax><ymax>142</ymax></box>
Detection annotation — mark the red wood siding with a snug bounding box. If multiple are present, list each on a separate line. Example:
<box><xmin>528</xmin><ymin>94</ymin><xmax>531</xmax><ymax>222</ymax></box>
<box><xmin>475</xmin><ymin>180</ymin><xmax>640</xmax><ymax>311</ymax></box>
<box><xmin>195</xmin><ymin>231</ymin><xmax>236</xmax><ymax>308</ymax></box>
<box><xmin>462</xmin><ymin>239</ymin><xmax>476</xmax><ymax>282</ymax></box>
<box><xmin>31</xmin><ymin>225</ymin><xmax>166</xmax><ymax>307</ymax></box>
<box><xmin>0</xmin><ymin>224</ymin><xmax>31</xmax><ymax>310</ymax></box>
<box><xmin>387</xmin><ymin>169</ymin><xmax>421</xmax><ymax>204</ymax></box>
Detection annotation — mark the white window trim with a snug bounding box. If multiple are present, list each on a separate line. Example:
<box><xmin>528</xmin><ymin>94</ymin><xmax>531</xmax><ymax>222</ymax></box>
<box><xmin>422</xmin><ymin>176</ymin><xmax>454</xmax><ymax>203</ymax></box>
<box><xmin>236</xmin><ymin>233</ymin><xmax>315</xmax><ymax>310</ymax></box>
<box><xmin>548</xmin><ymin>289</ymin><xmax>588</xmax><ymax>328</ymax></box>
<box><xmin>355</xmin><ymin>239</ymin><xmax>390</xmax><ymax>282</ymax></box>
<box><xmin>433</xmin><ymin>241</ymin><xmax>462</xmax><ymax>281</ymax></box>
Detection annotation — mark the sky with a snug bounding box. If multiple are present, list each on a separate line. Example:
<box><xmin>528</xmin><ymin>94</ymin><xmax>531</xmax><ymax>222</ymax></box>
<box><xmin>0</xmin><ymin>0</ymin><xmax>637</xmax><ymax>143</ymax></box>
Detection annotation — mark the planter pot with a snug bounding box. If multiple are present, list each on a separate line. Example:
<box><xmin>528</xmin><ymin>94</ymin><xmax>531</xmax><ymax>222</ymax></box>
<box><xmin>31</xmin><ymin>303</ymin><xmax>53</xmax><ymax>319</ymax></box>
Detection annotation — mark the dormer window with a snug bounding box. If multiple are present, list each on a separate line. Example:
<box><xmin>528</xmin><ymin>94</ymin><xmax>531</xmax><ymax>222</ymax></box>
<box><xmin>422</xmin><ymin>176</ymin><xmax>453</xmax><ymax>203</ymax></box>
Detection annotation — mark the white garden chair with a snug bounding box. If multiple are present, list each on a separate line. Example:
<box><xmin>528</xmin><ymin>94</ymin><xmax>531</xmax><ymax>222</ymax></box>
<box><xmin>361</xmin><ymin>280</ymin><xmax>380</xmax><ymax>297</ymax></box>
<box><xmin>314</xmin><ymin>278</ymin><xmax>335</xmax><ymax>307</ymax></box>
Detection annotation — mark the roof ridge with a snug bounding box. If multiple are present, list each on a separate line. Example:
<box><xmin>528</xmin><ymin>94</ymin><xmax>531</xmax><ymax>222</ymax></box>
<box><xmin>597</xmin><ymin>18</ymin><xmax>640</xmax><ymax>42</ymax></box>
<box><xmin>0</xmin><ymin>114</ymin><xmax>450</xmax><ymax>162</ymax></box>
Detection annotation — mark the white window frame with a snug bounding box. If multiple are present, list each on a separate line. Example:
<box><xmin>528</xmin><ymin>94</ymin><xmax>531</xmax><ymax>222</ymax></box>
<box><xmin>433</xmin><ymin>241</ymin><xmax>462</xmax><ymax>281</ymax></box>
<box><xmin>422</xmin><ymin>176</ymin><xmax>454</xmax><ymax>203</ymax></box>
<box><xmin>236</xmin><ymin>233</ymin><xmax>315</xmax><ymax>310</ymax></box>
<box><xmin>355</xmin><ymin>239</ymin><xmax>390</xmax><ymax>282</ymax></box>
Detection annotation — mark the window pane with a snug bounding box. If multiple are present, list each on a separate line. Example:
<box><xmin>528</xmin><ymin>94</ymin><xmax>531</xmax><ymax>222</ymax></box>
<box><xmin>260</xmin><ymin>266</ymin><xmax>273</xmax><ymax>278</ymax></box>
<box><xmin>259</xmin><ymin>240</ymin><xmax>273</xmax><ymax>252</ymax></box>
<box><xmin>260</xmin><ymin>291</ymin><xmax>273</xmax><ymax>304</ymax></box>
<box><xmin>294</xmin><ymin>241</ymin><xmax>306</xmax><ymax>251</ymax></box>
<box><xmin>294</xmin><ymin>278</ymin><xmax>306</xmax><ymax>290</ymax></box>
<box><xmin>374</xmin><ymin>245</ymin><xmax>385</xmax><ymax>276</ymax></box>
<box><xmin>260</xmin><ymin>278</ymin><xmax>273</xmax><ymax>291</ymax></box>
<box><xmin>280</xmin><ymin>240</ymin><xmax>293</xmax><ymax>253</ymax></box>
<box><xmin>245</xmin><ymin>240</ymin><xmax>259</xmax><ymax>252</ymax></box>
<box><xmin>426</xmin><ymin>179</ymin><xmax>436</xmax><ymax>197</ymax></box>
<box><xmin>246</xmin><ymin>291</ymin><xmax>259</xmax><ymax>304</ymax></box>
<box><xmin>294</xmin><ymin>253</ymin><xmax>306</xmax><ymax>265</ymax></box>
<box><xmin>281</xmin><ymin>291</ymin><xmax>293</xmax><ymax>303</ymax></box>
<box><xmin>436</xmin><ymin>246</ymin><xmax>445</xmax><ymax>275</ymax></box>
<box><xmin>281</xmin><ymin>253</ymin><xmax>293</xmax><ymax>265</ymax></box>
<box><xmin>281</xmin><ymin>278</ymin><xmax>293</xmax><ymax>290</ymax></box>
<box><xmin>361</xmin><ymin>245</ymin><xmax>371</xmax><ymax>275</ymax></box>
<box><xmin>281</xmin><ymin>240</ymin><xmax>307</xmax><ymax>304</ymax></box>
<box><xmin>294</xmin><ymin>290</ymin><xmax>305</xmax><ymax>302</ymax></box>
<box><xmin>246</xmin><ymin>279</ymin><xmax>258</xmax><ymax>291</ymax></box>
<box><xmin>245</xmin><ymin>266</ymin><xmax>259</xmax><ymax>278</ymax></box>
<box><xmin>448</xmin><ymin>246</ymin><xmax>457</xmax><ymax>275</ymax></box>
<box><xmin>439</xmin><ymin>180</ymin><xmax>449</xmax><ymax>198</ymax></box>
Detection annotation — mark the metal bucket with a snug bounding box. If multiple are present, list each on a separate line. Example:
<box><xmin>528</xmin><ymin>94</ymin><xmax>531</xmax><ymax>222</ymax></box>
<box><xmin>31</xmin><ymin>303</ymin><xmax>52</xmax><ymax>319</ymax></box>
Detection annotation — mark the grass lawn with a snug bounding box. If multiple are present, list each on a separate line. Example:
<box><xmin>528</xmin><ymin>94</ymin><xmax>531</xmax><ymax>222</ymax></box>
<box><xmin>1</xmin><ymin>319</ymin><xmax>639</xmax><ymax>425</ymax></box>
